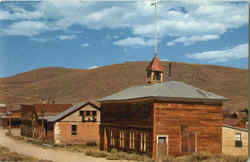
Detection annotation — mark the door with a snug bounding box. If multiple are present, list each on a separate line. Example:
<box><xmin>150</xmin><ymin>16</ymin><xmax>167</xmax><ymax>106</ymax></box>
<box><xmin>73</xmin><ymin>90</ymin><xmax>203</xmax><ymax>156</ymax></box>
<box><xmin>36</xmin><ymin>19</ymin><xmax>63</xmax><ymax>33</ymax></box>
<box><xmin>181</xmin><ymin>125</ymin><xmax>196</xmax><ymax>153</ymax></box>
<box><xmin>156</xmin><ymin>135</ymin><xmax>168</xmax><ymax>160</ymax></box>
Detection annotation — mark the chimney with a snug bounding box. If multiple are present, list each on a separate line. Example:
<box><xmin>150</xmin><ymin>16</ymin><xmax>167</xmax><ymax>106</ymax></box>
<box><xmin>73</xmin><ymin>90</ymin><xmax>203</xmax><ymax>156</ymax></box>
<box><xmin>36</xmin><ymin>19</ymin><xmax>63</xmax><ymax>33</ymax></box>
<box><xmin>168</xmin><ymin>62</ymin><xmax>172</xmax><ymax>81</ymax></box>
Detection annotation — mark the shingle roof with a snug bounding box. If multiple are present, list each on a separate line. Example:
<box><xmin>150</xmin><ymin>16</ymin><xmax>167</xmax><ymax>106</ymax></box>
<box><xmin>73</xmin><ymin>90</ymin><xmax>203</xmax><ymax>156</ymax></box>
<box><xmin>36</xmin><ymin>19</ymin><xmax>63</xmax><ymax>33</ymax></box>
<box><xmin>146</xmin><ymin>55</ymin><xmax>164</xmax><ymax>72</ymax></box>
<box><xmin>98</xmin><ymin>81</ymin><xmax>228</xmax><ymax>102</ymax></box>
<box><xmin>45</xmin><ymin>101</ymin><xmax>100</xmax><ymax>122</ymax></box>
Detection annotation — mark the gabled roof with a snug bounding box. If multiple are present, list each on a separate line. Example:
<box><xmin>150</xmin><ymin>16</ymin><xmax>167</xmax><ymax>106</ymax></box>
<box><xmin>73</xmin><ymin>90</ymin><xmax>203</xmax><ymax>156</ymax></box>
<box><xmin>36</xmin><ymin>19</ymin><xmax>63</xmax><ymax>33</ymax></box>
<box><xmin>45</xmin><ymin>101</ymin><xmax>100</xmax><ymax>122</ymax></box>
<box><xmin>223</xmin><ymin>124</ymin><xmax>248</xmax><ymax>132</ymax></box>
<box><xmin>146</xmin><ymin>56</ymin><xmax>164</xmax><ymax>72</ymax></box>
<box><xmin>98</xmin><ymin>81</ymin><xmax>228</xmax><ymax>102</ymax></box>
<box><xmin>33</xmin><ymin>104</ymin><xmax>73</xmax><ymax>116</ymax></box>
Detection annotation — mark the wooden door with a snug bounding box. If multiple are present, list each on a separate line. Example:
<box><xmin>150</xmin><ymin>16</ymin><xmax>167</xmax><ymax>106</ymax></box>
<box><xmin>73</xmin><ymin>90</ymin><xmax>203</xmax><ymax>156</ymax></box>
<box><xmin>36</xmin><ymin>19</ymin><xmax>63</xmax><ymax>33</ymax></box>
<box><xmin>156</xmin><ymin>136</ymin><xmax>168</xmax><ymax>160</ymax></box>
<box><xmin>182</xmin><ymin>129</ymin><xmax>196</xmax><ymax>153</ymax></box>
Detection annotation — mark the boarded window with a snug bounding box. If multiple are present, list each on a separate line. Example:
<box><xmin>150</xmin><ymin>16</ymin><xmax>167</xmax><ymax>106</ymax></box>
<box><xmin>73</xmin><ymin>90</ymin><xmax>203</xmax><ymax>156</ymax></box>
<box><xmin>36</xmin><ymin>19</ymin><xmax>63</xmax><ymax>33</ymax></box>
<box><xmin>129</xmin><ymin>130</ymin><xmax>135</xmax><ymax>149</ymax></box>
<box><xmin>140</xmin><ymin>132</ymin><xmax>147</xmax><ymax>152</ymax></box>
<box><xmin>119</xmin><ymin>130</ymin><xmax>125</xmax><ymax>148</ymax></box>
<box><xmin>110</xmin><ymin>129</ymin><xmax>115</xmax><ymax>146</ymax></box>
<box><xmin>72</xmin><ymin>125</ymin><xmax>77</xmax><ymax>136</ymax></box>
<box><xmin>235</xmin><ymin>133</ymin><xmax>242</xmax><ymax>147</ymax></box>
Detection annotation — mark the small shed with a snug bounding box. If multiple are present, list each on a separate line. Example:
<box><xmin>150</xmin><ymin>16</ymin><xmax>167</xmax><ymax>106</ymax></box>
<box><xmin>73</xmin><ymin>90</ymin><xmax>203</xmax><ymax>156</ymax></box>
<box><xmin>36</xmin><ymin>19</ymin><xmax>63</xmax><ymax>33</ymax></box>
<box><xmin>222</xmin><ymin>124</ymin><xmax>248</xmax><ymax>156</ymax></box>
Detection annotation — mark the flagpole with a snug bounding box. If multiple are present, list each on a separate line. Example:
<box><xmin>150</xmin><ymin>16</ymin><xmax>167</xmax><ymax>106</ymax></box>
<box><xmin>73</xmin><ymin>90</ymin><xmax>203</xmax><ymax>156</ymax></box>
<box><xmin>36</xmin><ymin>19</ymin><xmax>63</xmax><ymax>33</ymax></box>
<box><xmin>154</xmin><ymin>0</ymin><xmax>158</xmax><ymax>56</ymax></box>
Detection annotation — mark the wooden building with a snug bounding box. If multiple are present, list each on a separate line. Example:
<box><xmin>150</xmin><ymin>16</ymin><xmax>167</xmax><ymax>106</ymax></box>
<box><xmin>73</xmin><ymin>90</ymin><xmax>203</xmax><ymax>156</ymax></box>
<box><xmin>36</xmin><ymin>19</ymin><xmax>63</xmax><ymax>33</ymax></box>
<box><xmin>20</xmin><ymin>102</ymin><xmax>101</xmax><ymax>145</ymax></box>
<box><xmin>98</xmin><ymin>56</ymin><xmax>227</xmax><ymax>159</ymax></box>
<box><xmin>20</xmin><ymin>104</ymin><xmax>72</xmax><ymax>138</ymax></box>
<box><xmin>0</xmin><ymin>107</ymin><xmax>21</xmax><ymax>128</ymax></box>
<box><xmin>44</xmin><ymin>101</ymin><xmax>101</xmax><ymax>145</ymax></box>
<box><xmin>222</xmin><ymin>124</ymin><xmax>248</xmax><ymax>156</ymax></box>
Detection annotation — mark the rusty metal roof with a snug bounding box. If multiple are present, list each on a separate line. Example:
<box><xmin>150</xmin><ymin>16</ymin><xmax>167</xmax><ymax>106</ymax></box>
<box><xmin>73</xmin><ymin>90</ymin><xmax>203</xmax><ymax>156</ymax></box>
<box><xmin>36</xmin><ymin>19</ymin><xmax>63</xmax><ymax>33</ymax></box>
<box><xmin>98</xmin><ymin>81</ymin><xmax>228</xmax><ymax>102</ymax></box>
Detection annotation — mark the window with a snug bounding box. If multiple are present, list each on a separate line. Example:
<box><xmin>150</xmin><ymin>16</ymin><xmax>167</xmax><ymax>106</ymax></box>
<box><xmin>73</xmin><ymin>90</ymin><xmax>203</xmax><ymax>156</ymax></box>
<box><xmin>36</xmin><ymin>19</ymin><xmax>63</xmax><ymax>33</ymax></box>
<box><xmin>119</xmin><ymin>130</ymin><xmax>125</xmax><ymax>148</ymax></box>
<box><xmin>110</xmin><ymin>129</ymin><xmax>115</xmax><ymax>146</ymax></box>
<box><xmin>86</xmin><ymin>111</ymin><xmax>90</xmax><ymax>116</ymax></box>
<box><xmin>235</xmin><ymin>133</ymin><xmax>242</xmax><ymax>147</ymax></box>
<box><xmin>79</xmin><ymin>111</ymin><xmax>85</xmax><ymax>122</ymax></box>
<box><xmin>129</xmin><ymin>131</ymin><xmax>135</xmax><ymax>149</ymax></box>
<box><xmin>140</xmin><ymin>132</ymin><xmax>147</xmax><ymax>152</ymax></box>
<box><xmin>79</xmin><ymin>111</ymin><xmax>84</xmax><ymax>116</ymax></box>
<box><xmin>92</xmin><ymin>111</ymin><xmax>97</xmax><ymax>121</ymax></box>
<box><xmin>153</xmin><ymin>71</ymin><xmax>161</xmax><ymax>81</ymax></box>
<box><xmin>72</xmin><ymin>125</ymin><xmax>77</xmax><ymax>136</ymax></box>
<box><xmin>147</xmin><ymin>71</ymin><xmax>151</xmax><ymax>79</ymax></box>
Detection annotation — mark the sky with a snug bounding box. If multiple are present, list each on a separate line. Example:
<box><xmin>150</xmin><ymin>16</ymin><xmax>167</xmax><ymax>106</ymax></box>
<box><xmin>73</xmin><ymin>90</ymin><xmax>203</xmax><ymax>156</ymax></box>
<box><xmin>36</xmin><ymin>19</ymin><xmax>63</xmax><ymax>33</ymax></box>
<box><xmin>0</xmin><ymin>0</ymin><xmax>248</xmax><ymax>77</ymax></box>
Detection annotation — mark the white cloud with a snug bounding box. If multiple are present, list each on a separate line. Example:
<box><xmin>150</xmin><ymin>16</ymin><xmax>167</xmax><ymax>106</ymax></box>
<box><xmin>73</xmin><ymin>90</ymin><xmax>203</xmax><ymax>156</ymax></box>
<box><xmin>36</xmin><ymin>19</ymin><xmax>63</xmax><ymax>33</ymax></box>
<box><xmin>81</xmin><ymin>43</ymin><xmax>89</xmax><ymax>47</ymax></box>
<box><xmin>88</xmin><ymin>65</ymin><xmax>99</xmax><ymax>69</ymax></box>
<box><xmin>0</xmin><ymin>0</ymin><xmax>247</xmax><ymax>44</ymax></box>
<box><xmin>30</xmin><ymin>38</ymin><xmax>48</xmax><ymax>43</ymax></box>
<box><xmin>2</xmin><ymin>21</ymin><xmax>50</xmax><ymax>36</ymax></box>
<box><xmin>114</xmin><ymin>37</ymin><xmax>154</xmax><ymax>47</ymax></box>
<box><xmin>186</xmin><ymin>43</ymin><xmax>248</xmax><ymax>63</ymax></box>
<box><xmin>58</xmin><ymin>35</ymin><xmax>76</xmax><ymax>40</ymax></box>
<box><xmin>167</xmin><ymin>34</ymin><xmax>220</xmax><ymax>46</ymax></box>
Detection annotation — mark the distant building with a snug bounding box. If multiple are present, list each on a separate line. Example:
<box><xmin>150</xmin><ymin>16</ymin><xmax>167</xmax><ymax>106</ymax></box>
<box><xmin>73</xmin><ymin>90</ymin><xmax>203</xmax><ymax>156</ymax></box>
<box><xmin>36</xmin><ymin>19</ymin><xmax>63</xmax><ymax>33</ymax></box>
<box><xmin>20</xmin><ymin>104</ymin><xmax>73</xmax><ymax>138</ymax></box>
<box><xmin>222</xmin><ymin>124</ymin><xmax>248</xmax><ymax>156</ymax></box>
<box><xmin>0</xmin><ymin>106</ymin><xmax>21</xmax><ymax>128</ymax></box>
<box><xmin>20</xmin><ymin>101</ymin><xmax>101</xmax><ymax>145</ymax></box>
<box><xmin>99</xmin><ymin>56</ymin><xmax>227</xmax><ymax>159</ymax></box>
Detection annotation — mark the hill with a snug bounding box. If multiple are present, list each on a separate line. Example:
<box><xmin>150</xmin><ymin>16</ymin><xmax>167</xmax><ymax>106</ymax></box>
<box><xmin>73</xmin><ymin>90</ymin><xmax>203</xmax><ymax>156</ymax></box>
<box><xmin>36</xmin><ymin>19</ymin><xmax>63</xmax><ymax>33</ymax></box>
<box><xmin>0</xmin><ymin>62</ymin><xmax>248</xmax><ymax>112</ymax></box>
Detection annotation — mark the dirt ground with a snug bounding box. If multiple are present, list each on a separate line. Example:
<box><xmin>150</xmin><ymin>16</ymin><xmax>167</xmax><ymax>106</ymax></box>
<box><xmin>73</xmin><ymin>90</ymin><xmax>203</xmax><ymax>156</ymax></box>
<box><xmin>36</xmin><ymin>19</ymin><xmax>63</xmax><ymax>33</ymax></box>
<box><xmin>0</xmin><ymin>128</ymin><xmax>130</xmax><ymax>162</ymax></box>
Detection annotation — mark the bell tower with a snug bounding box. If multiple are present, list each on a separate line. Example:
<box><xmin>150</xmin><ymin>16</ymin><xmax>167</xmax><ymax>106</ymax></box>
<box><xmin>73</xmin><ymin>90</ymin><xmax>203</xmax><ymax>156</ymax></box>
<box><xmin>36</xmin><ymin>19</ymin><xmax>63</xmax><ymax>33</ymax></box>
<box><xmin>146</xmin><ymin>55</ymin><xmax>164</xmax><ymax>84</ymax></box>
<box><xmin>146</xmin><ymin>0</ymin><xmax>164</xmax><ymax>84</ymax></box>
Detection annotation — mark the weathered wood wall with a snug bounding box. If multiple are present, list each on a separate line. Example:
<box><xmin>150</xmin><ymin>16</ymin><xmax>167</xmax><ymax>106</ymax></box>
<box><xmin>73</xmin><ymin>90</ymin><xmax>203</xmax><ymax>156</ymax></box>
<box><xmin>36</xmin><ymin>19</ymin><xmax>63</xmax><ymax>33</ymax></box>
<box><xmin>153</xmin><ymin>102</ymin><xmax>223</xmax><ymax>159</ymax></box>
<box><xmin>100</xmin><ymin>102</ymin><xmax>154</xmax><ymax>156</ymax></box>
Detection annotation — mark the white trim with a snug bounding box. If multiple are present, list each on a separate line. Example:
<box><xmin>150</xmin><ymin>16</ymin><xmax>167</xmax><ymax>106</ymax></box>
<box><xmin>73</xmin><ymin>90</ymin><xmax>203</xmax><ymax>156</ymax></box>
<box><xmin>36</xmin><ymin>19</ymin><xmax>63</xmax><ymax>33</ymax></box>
<box><xmin>157</xmin><ymin>135</ymin><xmax>168</xmax><ymax>144</ymax></box>
<box><xmin>156</xmin><ymin>135</ymin><xmax>168</xmax><ymax>156</ymax></box>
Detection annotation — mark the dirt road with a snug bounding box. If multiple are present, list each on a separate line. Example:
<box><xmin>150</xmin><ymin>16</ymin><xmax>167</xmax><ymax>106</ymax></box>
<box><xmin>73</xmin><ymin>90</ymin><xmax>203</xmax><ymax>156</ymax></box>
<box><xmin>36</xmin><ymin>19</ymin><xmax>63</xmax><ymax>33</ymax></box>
<box><xmin>0</xmin><ymin>128</ymin><xmax>128</xmax><ymax>162</ymax></box>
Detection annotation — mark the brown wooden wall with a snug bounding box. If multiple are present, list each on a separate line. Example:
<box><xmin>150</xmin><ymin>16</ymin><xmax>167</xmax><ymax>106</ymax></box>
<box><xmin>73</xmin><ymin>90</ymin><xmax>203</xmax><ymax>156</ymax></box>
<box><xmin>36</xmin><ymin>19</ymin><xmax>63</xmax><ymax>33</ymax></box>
<box><xmin>152</xmin><ymin>102</ymin><xmax>223</xmax><ymax>159</ymax></box>
<box><xmin>101</xmin><ymin>102</ymin><xmax>153</xmax><ymax>126</ymax></box>
<box><xmin>100</xmin><ymin>102</ymin><xmax>154</xmax><ymax>155</ymax></box>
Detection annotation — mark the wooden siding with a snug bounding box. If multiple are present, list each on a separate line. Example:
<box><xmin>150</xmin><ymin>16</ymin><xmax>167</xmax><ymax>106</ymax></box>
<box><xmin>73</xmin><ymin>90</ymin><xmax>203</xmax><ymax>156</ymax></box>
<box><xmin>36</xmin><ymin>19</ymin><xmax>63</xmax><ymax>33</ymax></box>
<box><xmin>222</xmin><ymin>126</ymin><xmax>248</xmax><ymax>156</ymax></box>
<box><xmin>100</xmin><ymin>102</ymin><xmax>154</xmax><ymax>156</ymax></box>
<box><xmin>153</xmin><ymin>102</ymin><xmax>223</xmax><ymax>159</ymax></box>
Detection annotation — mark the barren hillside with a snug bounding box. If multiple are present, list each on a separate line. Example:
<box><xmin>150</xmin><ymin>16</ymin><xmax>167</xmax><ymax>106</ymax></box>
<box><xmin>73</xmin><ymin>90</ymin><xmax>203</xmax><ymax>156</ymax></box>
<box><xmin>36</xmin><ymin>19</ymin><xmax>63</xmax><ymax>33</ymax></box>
<box><xmin>0</xmin><ymin>62</ymin><xmax>248</xmax><ymax>112</ymax></box>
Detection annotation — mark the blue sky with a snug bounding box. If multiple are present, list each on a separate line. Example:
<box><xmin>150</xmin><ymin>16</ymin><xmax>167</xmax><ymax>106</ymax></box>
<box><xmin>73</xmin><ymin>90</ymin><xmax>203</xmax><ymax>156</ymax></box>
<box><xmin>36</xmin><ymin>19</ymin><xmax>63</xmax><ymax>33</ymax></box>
<box><xmin>0</xmin><ymin>0</ymin><xmax>248</xmax><ymax>77</ymax></box>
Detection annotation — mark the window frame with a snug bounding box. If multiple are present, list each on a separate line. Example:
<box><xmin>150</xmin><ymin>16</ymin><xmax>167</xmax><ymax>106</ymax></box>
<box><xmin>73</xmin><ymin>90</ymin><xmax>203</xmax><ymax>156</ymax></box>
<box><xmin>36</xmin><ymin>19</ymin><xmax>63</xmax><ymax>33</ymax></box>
<box><xmin>71</xmin><ymin>125</ymin><xmax>77</xmax><ymax>136</ymax></box>
<box><xmin>235</xmin><ymin>133</ymin><xmax>242</xmax><ymax>148</ymax></box>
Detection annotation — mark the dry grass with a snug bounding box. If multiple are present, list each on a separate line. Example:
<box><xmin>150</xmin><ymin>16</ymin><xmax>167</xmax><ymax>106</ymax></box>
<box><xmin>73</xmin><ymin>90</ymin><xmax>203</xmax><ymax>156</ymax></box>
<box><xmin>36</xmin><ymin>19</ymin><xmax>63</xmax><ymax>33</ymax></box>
<box><xmin>0</xmin><ymin>145</ymin><xmax>53</xmax><ymax>162</ymax></box>
<box><xmin>161</xmin><ymin>152</ymin><xmax>248</xmax><ymax>162</ymax></box>
<box><xmin>54</xmin><ymin>144</ymin><xmax>99</xmax><ymax>152</ymax></box>
<box><xmin>1</xmin><ymin>61</ymin><xmax>248</xmax><ymax>112</ymax></box>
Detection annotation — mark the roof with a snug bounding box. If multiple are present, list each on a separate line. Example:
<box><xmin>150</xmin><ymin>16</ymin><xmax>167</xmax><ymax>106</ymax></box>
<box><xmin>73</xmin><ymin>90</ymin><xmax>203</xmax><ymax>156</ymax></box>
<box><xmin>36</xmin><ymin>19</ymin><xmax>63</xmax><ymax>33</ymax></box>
<box><xmin>146</xmin><ymin>56</ymin><xmax>164</xmax><ymax>72</ymax></box>
<box><xmin>45</xmin><ymin>101</ymin><xmax>100</xmax><ymax>122</ymax></box>
<box><xmin>223</xmin><ymin>118</ymin><xmax>246</xmax><ymax>128</ymax></box>
<box><xmin>223</xmin><ymin>124</ymin><xmax>248</xmax><ymax>132</ymax></box>
<box><xmin>33</xmin><ymin>104</ymin><xmax>73</xmax><ymax>116</ymax></box>
<box><xmin>98</xmin><ymin>81</ymin><xmax>228</xmax><ymax>102</ymax></box>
